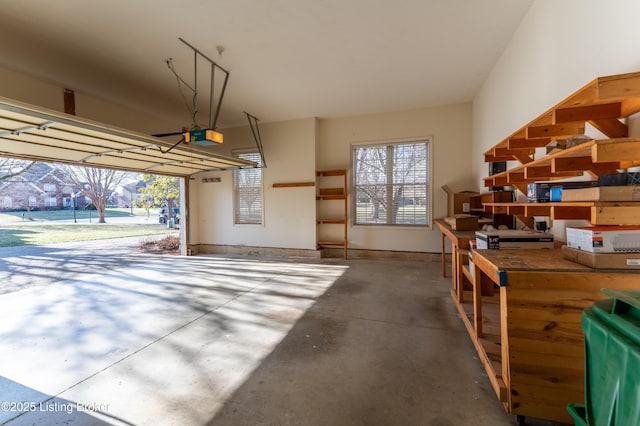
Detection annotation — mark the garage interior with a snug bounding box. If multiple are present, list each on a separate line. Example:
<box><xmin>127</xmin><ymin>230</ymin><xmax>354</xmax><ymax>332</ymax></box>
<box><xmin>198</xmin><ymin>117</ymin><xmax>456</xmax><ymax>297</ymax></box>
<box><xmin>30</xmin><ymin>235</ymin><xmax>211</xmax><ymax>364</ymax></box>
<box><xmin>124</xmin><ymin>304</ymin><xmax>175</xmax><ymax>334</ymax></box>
<box><xmin>1</xmin><ymin>1</ymin><xmax>640</xmax><ymax>425</ymax></box>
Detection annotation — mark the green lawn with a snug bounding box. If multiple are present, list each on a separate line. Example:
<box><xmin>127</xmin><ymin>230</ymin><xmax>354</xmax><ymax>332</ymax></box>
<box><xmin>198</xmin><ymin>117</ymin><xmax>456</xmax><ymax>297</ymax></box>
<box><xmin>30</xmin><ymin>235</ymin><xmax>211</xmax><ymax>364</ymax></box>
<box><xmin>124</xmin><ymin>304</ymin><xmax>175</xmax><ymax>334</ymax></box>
<box><xmin>0</xmin><ymin>208</ymin><xmax>153</xmax><ymax>223</ymax></box>
<box><xmin>0</xmin><ymin>224</ymin><xmax>176</xmax><ymax>247</ymax></box>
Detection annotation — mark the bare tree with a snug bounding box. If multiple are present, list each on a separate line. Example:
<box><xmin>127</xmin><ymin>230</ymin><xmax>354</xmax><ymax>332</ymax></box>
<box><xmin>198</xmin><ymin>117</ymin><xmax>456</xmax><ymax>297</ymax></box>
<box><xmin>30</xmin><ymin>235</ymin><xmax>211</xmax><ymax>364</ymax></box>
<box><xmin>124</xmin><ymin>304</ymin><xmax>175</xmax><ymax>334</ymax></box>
<box><xmin>354</xmin><ymin>143</ymin><xmax>427</xmax><ymax>225</ymax></box>
<box><xmin>0</xmin><ymin>158</ymin><xmax>35</xmax><ymax>182</ymax></box>
<box><xmin>61</xmin><ymin>165</ymin><xmax>130</xmax><ymax>223</ymax></box>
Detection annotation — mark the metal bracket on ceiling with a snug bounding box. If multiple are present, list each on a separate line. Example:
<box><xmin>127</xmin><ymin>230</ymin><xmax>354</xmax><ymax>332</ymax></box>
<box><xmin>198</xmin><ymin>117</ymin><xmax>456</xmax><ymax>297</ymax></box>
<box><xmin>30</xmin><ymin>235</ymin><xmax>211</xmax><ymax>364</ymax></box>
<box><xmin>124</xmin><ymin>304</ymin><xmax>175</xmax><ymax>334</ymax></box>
<box><xmin>244</xmin><ymin>112</ymin><xmax>267</xmax><ymax>168</ymax></box>
<box><xmin>169</xmin><ymin>37</ymin><xmax>230</xmax><ymax>132</ymax></box>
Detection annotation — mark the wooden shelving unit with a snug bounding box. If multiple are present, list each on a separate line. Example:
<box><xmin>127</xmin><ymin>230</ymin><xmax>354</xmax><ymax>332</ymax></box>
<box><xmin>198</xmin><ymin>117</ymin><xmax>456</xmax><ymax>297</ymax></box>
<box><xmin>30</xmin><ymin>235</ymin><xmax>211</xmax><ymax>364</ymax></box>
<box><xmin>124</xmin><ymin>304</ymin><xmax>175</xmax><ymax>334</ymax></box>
<box><xmin>445</xmin><ymin>71</ymin><xmax>640</xmax><ymax>424</ymax></box>
<box><xmin>316</xmin><ymin>169</ymin><xmax>348</xmax><ymax>259</ymax></box>
<box><xmin>481</xmin><ymin>71</ymin><xmax>640</xmax><ymax>227</ymax></box>
<box><xmin>469</xmin><ymin>190</ymin><xmax>514</xmax><ymax>228</ymax></box>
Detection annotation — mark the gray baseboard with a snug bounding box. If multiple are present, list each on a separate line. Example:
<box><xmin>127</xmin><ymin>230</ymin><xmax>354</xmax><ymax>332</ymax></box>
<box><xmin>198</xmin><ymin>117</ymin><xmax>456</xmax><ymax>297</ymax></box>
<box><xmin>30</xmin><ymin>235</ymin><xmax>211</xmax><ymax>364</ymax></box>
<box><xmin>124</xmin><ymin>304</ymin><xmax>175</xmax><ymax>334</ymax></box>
<box><xmin>191</xmin><ymin>244</ymin><xmax>441</xmax><ymax>262</ymax></box>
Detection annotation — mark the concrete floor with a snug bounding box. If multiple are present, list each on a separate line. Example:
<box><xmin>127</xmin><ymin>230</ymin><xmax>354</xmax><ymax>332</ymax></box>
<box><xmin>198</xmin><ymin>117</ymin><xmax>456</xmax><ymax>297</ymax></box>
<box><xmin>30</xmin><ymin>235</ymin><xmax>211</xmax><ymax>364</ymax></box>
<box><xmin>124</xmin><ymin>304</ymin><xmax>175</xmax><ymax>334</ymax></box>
<box><xmin>0</xmin><ymin>240</ymin><xmax>563</xmax><ymax>426</ymax></box>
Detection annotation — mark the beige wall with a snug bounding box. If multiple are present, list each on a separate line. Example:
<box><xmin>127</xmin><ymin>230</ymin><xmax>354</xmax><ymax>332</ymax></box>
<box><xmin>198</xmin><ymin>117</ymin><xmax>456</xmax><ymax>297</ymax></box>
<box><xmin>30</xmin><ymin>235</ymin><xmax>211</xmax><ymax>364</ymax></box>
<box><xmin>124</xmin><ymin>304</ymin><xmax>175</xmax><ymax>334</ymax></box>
<box><xmin>190</xmin><ymin>118</ymin><xmax>317</xmax><ymax>249</ymax></box>
<box><xmin>318</xmin><ymin>103</ymin><xmax>473</xmax><ymax>253</ymax></box>
<box><xmin>473</xmin><ymin>0</ymin><xmax>640</xmax><ymax>238</ymax></box>
<box><xmin>191</xmin><ymin>102</ymin><xmax>474</xmax><ymax>254</ymax></box>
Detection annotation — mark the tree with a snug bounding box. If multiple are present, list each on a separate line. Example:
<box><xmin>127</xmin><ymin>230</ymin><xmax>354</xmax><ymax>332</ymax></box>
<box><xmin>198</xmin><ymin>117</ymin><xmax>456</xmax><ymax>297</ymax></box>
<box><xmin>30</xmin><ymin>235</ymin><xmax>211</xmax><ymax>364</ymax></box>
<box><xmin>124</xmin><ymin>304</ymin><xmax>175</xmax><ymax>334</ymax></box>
<box><xmin>139</xmin><ymin>174</ymin><xmax>180</xmax><ymax>219</ymax></box>
<box><xmin>61</xmin><ymin>165</ymin><xmax>130</xmax><ymax>223</ymax></box>
<box><xmin>354</xmin><ymin>142</ymin><xmax>427</xmax><ymax>225</ymax></box>
<box><xmin>0</xmin><ymin>158</ymin><xmax>35</xmax><ymax>182</ymax></box>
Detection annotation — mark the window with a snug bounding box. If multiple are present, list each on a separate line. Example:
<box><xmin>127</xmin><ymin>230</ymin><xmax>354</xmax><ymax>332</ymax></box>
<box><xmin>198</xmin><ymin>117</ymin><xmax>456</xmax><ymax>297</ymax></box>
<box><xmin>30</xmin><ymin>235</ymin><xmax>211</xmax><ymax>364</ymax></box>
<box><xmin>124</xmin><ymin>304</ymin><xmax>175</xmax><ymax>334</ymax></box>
<box><xmin>43</xmin><ymin>183</ymin><xmax>56</xmax><ymax>192</ymax></box>
<box><xmin>45</xmin><ymin>197</ymin><xmax>57</xmax><ymax>207</ymax></box>
<box><xmin>29</xmin><ymin>196</ymin><xmax>37</xmax><ymax>207</ymax></box>
<box><xmin>233</xmin><ymin>151</ymin><xmax>263</xmax><ymax>225</ymax></box>
<box><xmin>353</xmin><ymin>140</ymin><xmax>430</xmax><ymax>226</ymax></box>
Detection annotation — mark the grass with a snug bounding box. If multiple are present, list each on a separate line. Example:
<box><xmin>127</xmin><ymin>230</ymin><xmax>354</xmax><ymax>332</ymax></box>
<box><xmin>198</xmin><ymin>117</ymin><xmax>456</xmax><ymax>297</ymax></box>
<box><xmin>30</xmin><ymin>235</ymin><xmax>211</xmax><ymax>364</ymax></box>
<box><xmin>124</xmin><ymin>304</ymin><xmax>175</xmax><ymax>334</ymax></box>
<box><xmin>0</xmin><ymin>224</ymin><xmax>176</xmax><ymax>247</ymax></box>
<box><xmin>0</xmin><ymin>207</ymin><xmax>153</xmax><ymax>223</ymax></box>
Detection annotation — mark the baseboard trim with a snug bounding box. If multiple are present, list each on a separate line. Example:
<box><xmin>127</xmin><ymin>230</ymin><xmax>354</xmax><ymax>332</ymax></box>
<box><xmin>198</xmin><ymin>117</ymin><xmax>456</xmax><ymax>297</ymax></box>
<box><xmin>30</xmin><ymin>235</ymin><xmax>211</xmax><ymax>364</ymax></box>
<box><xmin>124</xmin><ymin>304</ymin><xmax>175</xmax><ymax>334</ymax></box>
<box><xmin>192</xmin><ymin>244</ymin><xmax>440</xmax><ymax>262</ymax></box>
<box><xmin>193</xmin><ymin>244</ymin><xmax>321</xmax><ymax>259</ymax></box>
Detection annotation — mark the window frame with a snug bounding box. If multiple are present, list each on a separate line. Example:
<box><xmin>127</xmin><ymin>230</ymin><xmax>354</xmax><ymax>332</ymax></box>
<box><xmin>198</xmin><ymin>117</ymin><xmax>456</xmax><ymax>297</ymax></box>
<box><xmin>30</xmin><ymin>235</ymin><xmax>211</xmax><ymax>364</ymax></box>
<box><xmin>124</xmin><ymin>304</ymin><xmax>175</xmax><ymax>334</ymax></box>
<box><xmin>232</xmin><ymin>149</ymin><xmax>264</xmax><ymax>226</ymax></box>
<box><xmin>351</xmin><ymin>137</ymin><xmax>432</xmax><ymax>228</ymax></box>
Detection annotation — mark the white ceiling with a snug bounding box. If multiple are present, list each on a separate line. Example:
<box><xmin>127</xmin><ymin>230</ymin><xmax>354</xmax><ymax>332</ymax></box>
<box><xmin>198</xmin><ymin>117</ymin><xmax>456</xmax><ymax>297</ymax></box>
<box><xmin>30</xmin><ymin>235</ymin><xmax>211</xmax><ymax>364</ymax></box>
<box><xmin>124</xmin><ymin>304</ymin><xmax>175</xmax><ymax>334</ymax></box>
<box><xmin>0</xmin><ymin>0</ymin><xmax>533</xmax><ymax>132</ymax></box>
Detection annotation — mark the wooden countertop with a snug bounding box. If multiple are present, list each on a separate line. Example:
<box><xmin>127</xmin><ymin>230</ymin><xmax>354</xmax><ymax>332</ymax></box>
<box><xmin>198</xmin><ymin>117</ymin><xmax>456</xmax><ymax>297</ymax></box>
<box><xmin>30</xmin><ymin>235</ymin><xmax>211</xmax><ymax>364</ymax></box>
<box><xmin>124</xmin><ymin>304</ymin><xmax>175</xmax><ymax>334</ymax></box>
<box><xmin>434</xmin><ymin>218</ymin><xmax>478</xmax><ymax>247</ymax></box>
<box><xmin>473</xmin><ymin>246</ymin><xmax>640</xmax><ymax>276</ymax></box>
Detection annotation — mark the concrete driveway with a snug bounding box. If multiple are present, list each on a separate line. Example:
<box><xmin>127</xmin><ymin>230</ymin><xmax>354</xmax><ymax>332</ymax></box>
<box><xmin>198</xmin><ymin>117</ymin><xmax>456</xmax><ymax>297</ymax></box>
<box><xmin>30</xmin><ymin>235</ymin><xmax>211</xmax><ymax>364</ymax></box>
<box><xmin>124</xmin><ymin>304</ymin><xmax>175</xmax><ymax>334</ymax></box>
<box><xmin>0</xmin><ymin>238</ymin><xmax>518</xmax><ymax>426</ymax></box>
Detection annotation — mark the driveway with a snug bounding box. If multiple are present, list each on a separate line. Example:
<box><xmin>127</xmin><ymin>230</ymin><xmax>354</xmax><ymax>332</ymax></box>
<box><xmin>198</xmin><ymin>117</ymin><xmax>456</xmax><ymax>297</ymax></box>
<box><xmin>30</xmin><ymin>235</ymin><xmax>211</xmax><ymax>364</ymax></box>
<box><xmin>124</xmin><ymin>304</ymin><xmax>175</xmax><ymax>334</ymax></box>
<box><xmin>0</xmin><ymin>236</ymin><xmax>164</xmax><ymax>295</ymax></box>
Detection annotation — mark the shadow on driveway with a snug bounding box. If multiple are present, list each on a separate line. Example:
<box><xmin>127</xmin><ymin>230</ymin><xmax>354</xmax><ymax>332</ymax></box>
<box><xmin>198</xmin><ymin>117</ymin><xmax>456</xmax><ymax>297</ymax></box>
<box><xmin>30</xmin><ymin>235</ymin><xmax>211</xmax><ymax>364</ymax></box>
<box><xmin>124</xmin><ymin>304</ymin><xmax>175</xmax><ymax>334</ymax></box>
<box><xmin>0</xmin><ymin>236</ymin><xmax>167</xmax><ymax>295</ymax></box>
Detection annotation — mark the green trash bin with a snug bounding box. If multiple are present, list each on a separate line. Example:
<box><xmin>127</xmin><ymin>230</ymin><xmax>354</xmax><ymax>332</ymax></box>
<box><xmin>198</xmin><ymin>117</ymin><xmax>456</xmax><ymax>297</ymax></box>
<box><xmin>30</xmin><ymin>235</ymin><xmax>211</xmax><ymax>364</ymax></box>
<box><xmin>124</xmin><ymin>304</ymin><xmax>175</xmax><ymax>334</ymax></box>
<box><xmin>567</xmin><ymin>289</ymin><xmax>640</xmax><ymax>426</ymax></box>
<box><xmin>167</xmin><ymin>218</ymin><xmax>175</xmax><ymax>229</ymax></box>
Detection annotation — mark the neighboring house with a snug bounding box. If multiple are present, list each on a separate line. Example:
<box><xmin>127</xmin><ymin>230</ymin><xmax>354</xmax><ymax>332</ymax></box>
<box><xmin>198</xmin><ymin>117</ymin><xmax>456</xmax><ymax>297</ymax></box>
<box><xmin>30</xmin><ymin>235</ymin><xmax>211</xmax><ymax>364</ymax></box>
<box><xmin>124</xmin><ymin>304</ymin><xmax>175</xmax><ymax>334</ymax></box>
<box><xmin>119</xmin><ymin>180</ymin><xmax>146</xmax><ymax>208</ymax></box>
<box><xmin>0</xmin><ymin>162</ymin><xmax>88</xmax><ymax>211</ymax></box>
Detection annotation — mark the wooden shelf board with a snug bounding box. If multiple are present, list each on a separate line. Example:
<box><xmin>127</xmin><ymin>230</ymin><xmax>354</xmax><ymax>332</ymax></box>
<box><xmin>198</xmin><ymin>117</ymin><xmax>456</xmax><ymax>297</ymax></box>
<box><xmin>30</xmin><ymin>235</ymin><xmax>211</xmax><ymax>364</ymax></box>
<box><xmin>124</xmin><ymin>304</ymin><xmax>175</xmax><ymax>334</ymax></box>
<box><xmin>481</xmin><ymin>201</ymin><xmax>640</xmax><ymax>224</ymax></box>
<box><xmin>319</xmin><ymin>187</ymin><xmax>345</xmax><ymax>196</ymax></box>
<box><xmin>483</xmin><ymin>71</ymin><xmax>640</xmax><ymax>157</ymax></box>
<box><xmin>317</xmin><ymin>219</ymin><xmax>346</xmax><ymax>224</ymax></box>
<box><xmin>272</xmin><ymin>181</ymin><xmax>315</xmax><ymax>188</ymax></box>
<box><xmin>484</xmin><ymin>137</ymin><xmax>640</xmax><ymax>188</ymax></box>
<box><xmin>316</xmin><ymin>195</ymin><xmax>347</xmax><ymax>200</ymax></box>
<box><xmin>317</xmin><ymin>241</ymin><xmax>346</xmax><ymax>247</ymax></box>
<box><xmin>316</xmin><ymin>169</ymin><xmax>347</xmax><ymax>176</ymax></box>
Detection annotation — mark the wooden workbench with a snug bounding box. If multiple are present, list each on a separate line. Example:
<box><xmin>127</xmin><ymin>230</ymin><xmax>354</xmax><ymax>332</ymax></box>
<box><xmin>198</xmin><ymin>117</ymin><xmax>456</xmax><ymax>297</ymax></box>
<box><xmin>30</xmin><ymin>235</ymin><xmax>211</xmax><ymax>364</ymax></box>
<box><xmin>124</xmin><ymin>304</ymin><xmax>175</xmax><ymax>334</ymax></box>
<box><xmin>434</xmin><ymin>219</ymin><xmax>477</xmax><ymax>303</ymax></box>
<box><xmin>461</xmin><ymin>247</ymin><xmax>640</xmax><ymax>423</ymax></box>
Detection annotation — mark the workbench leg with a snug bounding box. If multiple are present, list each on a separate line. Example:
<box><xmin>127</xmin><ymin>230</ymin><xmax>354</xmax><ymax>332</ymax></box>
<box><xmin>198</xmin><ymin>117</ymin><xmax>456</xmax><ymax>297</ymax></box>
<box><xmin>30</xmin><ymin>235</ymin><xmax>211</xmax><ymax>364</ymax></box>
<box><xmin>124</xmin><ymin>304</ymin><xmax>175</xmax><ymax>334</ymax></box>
<box><xmin>473</xmin><ymin>264</ymin><xmax>483</xmax><ymax>338</ymax></box>
<box><xmin>441</xmin><ymin>232</ymin><xmax>447</xmax><ymax>278</ymax></box>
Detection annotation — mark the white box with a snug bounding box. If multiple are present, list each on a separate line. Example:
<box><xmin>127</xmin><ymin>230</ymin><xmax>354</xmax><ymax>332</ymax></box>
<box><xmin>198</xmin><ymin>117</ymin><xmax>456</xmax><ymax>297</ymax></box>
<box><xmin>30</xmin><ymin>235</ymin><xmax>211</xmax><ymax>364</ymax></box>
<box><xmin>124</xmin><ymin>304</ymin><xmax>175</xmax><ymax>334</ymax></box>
<box><xmin>566</xmin><ymin>226</ymin><xmax>640</xmax><ymax>253</ymax></box>
<box><xmin>475</xmin><ymin>230</ymin><xmax>554</xmax><ymax>249</ymax></box>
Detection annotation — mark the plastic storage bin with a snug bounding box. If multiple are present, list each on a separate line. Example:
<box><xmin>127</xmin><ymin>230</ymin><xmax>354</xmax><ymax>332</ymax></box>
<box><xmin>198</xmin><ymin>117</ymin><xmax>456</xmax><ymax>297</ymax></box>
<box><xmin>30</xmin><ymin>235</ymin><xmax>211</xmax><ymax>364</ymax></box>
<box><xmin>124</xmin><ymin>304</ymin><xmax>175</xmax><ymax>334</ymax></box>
<box><xmin>567</xmin><ymin>289</ymin><xmax>640</xmax><ymax>426</ymax></box>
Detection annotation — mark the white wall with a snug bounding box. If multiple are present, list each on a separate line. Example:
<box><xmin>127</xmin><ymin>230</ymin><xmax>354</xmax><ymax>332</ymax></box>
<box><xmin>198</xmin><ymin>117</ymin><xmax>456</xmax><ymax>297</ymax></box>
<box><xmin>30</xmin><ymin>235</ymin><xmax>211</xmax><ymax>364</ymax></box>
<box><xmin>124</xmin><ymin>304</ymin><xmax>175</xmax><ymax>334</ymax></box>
<box><xmin>318</xmin><ymin>103</ymin><xmax>473</xmax><ymax>253</ymax></box>
<box><xmin>191</xmin><ymin>118</ymin><xmax>317</xmax><ymax>249</ymax></box>
<box><xmin>473</xmin><ymin>0</ymin><xmax>640</xmax><ymax>237</ymax></box>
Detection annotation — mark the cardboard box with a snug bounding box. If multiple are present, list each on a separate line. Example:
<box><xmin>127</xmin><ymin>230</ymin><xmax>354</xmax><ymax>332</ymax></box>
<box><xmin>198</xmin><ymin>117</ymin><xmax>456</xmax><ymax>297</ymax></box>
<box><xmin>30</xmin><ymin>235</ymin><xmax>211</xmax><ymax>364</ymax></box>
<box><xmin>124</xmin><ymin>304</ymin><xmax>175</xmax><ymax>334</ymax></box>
<box><xmin>561</xmin><ymin>245</ymin><xmax>640</xmax><ymax>269</ymax></box>
<box><xmin>561</xmin><ymin>185</ymin><xmax>640</xmax><ymax>202</ymax></box>
<box><xmin>475</xmin><ymin>230</ymin><xmax>554</xmax><ymax>249</ymax></box>
<box><xmin>443</xmin><ymin>214</ymin><xmax>479</xmax><ymax>231</ymax></box>
<box><xmin>441</xmin><ymin>185</ymin><xmax>478</xmax><ymax>216</ymax></box>
<box><xmin>527</xmin><ymin>181</ymin><xmax>597</xmax><ymax>203</ymax></box>
<box><xmin>566</xmin><ymin>226</ymin><xmax>640</xmax><ymax>253</ymax></box>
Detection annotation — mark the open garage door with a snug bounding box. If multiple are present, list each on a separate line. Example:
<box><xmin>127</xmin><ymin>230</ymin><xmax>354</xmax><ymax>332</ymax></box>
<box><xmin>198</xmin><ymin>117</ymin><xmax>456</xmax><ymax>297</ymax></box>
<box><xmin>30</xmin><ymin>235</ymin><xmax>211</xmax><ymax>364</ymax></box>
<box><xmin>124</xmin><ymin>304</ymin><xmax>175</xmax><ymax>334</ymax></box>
<box><xmin>0</xmin><ymin>96</ymin><xmax>255</xmax><ymax>175</ymax></box>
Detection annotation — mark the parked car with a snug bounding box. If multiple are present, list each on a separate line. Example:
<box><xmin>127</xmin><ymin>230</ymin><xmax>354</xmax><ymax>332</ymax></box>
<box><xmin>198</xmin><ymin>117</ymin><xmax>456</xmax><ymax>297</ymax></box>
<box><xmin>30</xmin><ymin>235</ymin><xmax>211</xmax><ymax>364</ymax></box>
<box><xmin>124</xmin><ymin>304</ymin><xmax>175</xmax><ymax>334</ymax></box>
<box><xmin>159</xmin><ymin>206</ymin><xmax>180</xmax><ymax>224</ymax></box>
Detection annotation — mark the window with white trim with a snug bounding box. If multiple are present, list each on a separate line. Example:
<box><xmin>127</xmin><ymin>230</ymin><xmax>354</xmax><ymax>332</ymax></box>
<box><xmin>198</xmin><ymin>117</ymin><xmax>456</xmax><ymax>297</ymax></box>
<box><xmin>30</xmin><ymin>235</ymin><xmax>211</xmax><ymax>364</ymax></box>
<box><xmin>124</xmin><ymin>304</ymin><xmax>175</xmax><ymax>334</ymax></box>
<box><xmin>45</xmin><ymin>197</ymin><xmax>57</xmax><ymax>207</ymax></box>
<box><xmin>353</xmin><ymin>140</ymin><xmax>430</xmax><ymax>226</ymax></box>
<box><xmin>233</xmin><ymin>151</ymin><xmax>263</xmax><ymax>225</ymax></box>
<box><xmin>43</xmin><ymin>183</ymin><xmax>56</xmax><ymax>192</ymax></box>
